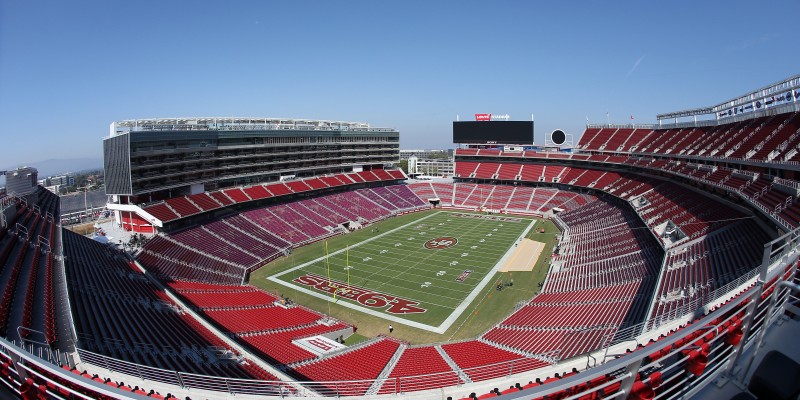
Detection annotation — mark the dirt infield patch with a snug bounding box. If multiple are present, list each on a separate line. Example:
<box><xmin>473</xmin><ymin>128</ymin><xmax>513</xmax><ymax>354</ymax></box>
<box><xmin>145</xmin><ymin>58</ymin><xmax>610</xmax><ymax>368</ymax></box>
<box><xmin>500</xmin><ymin>239</ymin><xmax>545</xmax><ymax>272</ymax></box>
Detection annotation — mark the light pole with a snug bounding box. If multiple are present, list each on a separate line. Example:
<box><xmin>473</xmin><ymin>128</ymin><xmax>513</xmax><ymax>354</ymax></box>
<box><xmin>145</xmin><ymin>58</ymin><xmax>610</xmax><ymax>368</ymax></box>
<box><xmin>78</xmin><ymin>185</ymin><xmax>90</xmax><ymax>220</ymax></box>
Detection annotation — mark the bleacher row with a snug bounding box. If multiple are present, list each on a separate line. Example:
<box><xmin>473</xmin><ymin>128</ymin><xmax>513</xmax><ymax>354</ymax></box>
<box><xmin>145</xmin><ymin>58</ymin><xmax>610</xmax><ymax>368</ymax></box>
<box><xmin>619</xmin><ymin>159</ymin><xmax>800</xmax><ymax>230</ymax></box>
<box><xmin>61</xmin><ymin>230</ymin><xmax>278</xmax><ymax>381</ymax></box>
<box><xmin>165</xmin><ymin>280</ymin><xmax>354</xmax><ymax>367</ymax></box>
<box><xmin>651</xmin><ymin>219</ymin><xmax>770</xmax><ymax>320</ymax></box>
<box><xmin>137</xmin><ymin>185</ymin><xmax>428</xmax><ymax>284</ymax></box>
<box><xmin>448</xmin><ymin>156</ymin><xmax>752</xmax><ymax>247</ymax></box>
<box><xmin>455</xmin><ymin>137</ymin><xmax>800</xmax><ymax>231</ymax></box>
<box><xmin>0</xmin><ymin>188</ymin><xmax>60</xmax><ymax>346</ymax></box>
<box><xmin>141</xmin><ymin>169</ymin><xmax>406</xmax><ymax>224</ymax></box>
<box><xmin>406</xmin><ymin>182</ymin><xmax>595</xmax><ymax>214</ymax></box>
<box><xmin>479</xmin><ymin>198</ymin><xmax>662</xmax><ymax>360</ymax></box>
<box><xmin>577</xmin><ymin>111</ymin><xmax>800</xmax><ymax>162</ymax></box>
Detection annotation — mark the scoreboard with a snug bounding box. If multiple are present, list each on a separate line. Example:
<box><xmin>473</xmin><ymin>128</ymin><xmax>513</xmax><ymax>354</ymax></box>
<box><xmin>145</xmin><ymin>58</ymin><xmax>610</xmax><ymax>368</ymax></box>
<box><xmin>453</xmin><ymin>121</ymin><xmax>534</xmax><ymax>145</ymax></box>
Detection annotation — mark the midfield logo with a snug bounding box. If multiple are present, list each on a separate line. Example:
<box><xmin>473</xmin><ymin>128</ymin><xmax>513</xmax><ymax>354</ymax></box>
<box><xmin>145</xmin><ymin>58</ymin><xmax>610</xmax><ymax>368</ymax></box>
<box><xmin>424</xmin><ymin>236</ymin><xmax>458</xmax><ymax>250</ymax></box>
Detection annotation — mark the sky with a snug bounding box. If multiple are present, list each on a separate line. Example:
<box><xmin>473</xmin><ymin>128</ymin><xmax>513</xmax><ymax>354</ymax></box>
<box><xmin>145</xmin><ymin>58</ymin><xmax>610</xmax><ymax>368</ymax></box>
<box><xmin>1</xmin><ymin>0</ymin><xmax>799</xmax><ymax>167</ymax></box>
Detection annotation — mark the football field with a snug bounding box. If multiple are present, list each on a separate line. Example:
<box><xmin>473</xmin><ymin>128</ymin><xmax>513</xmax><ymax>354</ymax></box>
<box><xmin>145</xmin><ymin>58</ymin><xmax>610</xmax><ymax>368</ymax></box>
<box><xmin>268</xmin><ymin>211</ymin><xmax>536</xmax><ymax>333</ymax></box>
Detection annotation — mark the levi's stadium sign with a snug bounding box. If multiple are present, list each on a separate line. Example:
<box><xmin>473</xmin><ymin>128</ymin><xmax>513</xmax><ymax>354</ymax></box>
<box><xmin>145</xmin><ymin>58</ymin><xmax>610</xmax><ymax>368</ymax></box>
<box><xmin>475</xmin><ymin>113</ymin><xmax>511</xmax><ymax>121</ymax></box>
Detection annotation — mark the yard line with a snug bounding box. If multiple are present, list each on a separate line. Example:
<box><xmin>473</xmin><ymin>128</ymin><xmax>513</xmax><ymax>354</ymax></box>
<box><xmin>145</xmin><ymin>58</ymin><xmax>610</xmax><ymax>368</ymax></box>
<box><xmin>370</xmin><ymin>215</ymin><xmax>517</xmax><ymax>296</ymax></box>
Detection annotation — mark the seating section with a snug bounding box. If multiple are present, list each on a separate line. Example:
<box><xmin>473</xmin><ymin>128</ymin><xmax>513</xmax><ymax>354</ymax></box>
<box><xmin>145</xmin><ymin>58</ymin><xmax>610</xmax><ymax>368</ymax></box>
<box><xmin>239</xmin><ymin>323</ymin><xmax>350</xmax><ymax>365</ymax></box>
<box><xmin>170</xmin><ymin>286</ymin><xmax>278</xmax><ymax>309</ymax></box>
<box><xmin>407</xmin><ymin>183</ymin><xmax>597</xmax><ymax>214</ymax></box>
<box><xmin>481</xmin><ymin>197</ymin><xmax>662</xmax><ymax>360</ymax></box>
<box><xmin>441</xmin><ymin>341</ymin><xmax>550</xmax><ymax>382</ymax></box>
<box><xmin>577</xmin><ymin>112</ymin><xmax>800</xmax><ymax>162</ymax></box>
<box><xmin>204</xmin><ymin>306</ymin><xmax>322</xmax><ymax>333</ymax></box>
<box><xmin>136</xmin><ymin>236</ymin><xmax>246</xmax><ymax>285</ymax></box>
<box><xmin>138</xmin><ymin>184</ymin><xmax>427</xmax><ymax>282</ymax></box>
<box><xmin>62</xmin><ymin>229</ymin><xmax>273</xmax><ymax>380</ymax></box>
<box><xmin>650</xmin><ymin>220</ymin><xmax>770</xmax><ymax>320</ymax></box>
<box><xmin>380</xmin><ymin>346</ymin><xmax>460</xmax><ymax>393</ymax></box>
<box><xmin>170</xmin><ymin>284</ymin><xmax>322</xmax><ymax>334</ymax></box>
<box><xmin>167</xmin><ymin>279</ymin><xmax>352</xmax><ymax>366</ymax></box>
<box><xmin>292</xmin><ymin>338</ymin><xmax>401</xmax><ymax>396</ymax></box>
<box><xmin>630</xmin><ymin>181</ymin><xmax>746</xmax><ymax>243</ymax></box>
<box><xmin>165</xmin><ymin>196</ymin><xmax>202</xmax><ymax>217</ymax></box>
<box><xmin>451</xmin><ymin>156</ymin><xmax>751</xmax><ymax>247</ymax></box>
<box><xmin>141</xmin><ymin>170</ymin><xmax>407</xmax><ymax>223</ymax></box>
<box><xmin>483</xmin><ymin>326</ymin><xmax>616</xmax><ymax>360</ymax></box>
<box><xmin>0</xmin><ymin>188</ymin><xmax>60</xmax><ymax>345</ymax></box>
<box><xmin>172</xmin><ymin>225</ymin><xmax>260</xmax><ymax>267</ymax></box>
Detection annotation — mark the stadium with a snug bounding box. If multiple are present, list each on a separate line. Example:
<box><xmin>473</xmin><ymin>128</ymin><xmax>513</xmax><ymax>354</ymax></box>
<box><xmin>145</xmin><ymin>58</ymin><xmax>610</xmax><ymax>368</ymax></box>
<box><xmin>0</xmin><ymin>75</ymin><xmax>799</xmax><ymax>400</ymax></box>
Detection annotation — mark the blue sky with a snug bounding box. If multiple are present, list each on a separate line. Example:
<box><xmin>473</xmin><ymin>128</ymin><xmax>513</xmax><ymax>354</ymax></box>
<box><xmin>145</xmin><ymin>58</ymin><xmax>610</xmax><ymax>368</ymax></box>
<box><xmin>1</xmin><ymin>0</ymin><xmax>799</xmax><ymax>167</ymax></box>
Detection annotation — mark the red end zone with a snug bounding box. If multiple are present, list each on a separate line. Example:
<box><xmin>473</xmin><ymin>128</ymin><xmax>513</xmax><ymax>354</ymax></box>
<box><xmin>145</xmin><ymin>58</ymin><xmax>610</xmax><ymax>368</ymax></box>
<box><xmin>293</xmin><ymin>273</ymin><xmax>427</xmax><ymax>314</ymax></box>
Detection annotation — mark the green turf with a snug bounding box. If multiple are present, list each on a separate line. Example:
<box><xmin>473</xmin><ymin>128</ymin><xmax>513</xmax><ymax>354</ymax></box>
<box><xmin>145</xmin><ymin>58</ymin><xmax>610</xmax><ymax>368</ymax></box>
<box><xmin>269</xmin><ymin>211</ymin><xmax>533</xmax><ymax>328</ymax></box>
<box><xmin>342</xmin><ymin>332</ymin><xmax>370</xmax><ymax>346</ymax></box>
<box><xmin>249</xmin><ymin>209</ymin><xmax>560</xmax><ymax>344</ymax></box>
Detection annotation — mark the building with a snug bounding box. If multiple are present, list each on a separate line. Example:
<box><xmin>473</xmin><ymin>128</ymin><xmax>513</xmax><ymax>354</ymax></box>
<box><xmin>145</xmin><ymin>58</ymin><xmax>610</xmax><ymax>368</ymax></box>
<box><xmin>48</xmin><ymin>175</ymin><xmax>75</xmax><ymax>187</ymax></box>
<box><xmin>399</xmin><ymin>149</ymin><xmax>452</xmax><ymax>160</ymax></box>
<box><xmin>103</xmin><ymin>117</ymin><xmax>402</xmax><ymax>232</ymax></box>
<box><xmin>407</xmin><ymin>156</ymin><xmax>454</xmax><ymax>178</ymax></box>
<box><xmin>3</xmin><ymin>166</ymin><xmax>38</xmax><ymax>196</ymax></box>
<box><xmin>104</xmin><ymin>118</ymin><xmax>399</xmax><ymax>200</ymax></box>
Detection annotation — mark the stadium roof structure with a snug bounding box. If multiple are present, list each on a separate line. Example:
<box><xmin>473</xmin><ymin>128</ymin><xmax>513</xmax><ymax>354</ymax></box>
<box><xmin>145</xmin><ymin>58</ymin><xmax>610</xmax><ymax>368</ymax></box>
<box><xmin>657</xmin><ymin>74</ymin><xmax>800</xmax><ymax>122</ymax></box>
<box><xmin>110</xmin><ymin>117</ymin><xmax>396</xmax><ymax>136</ymax></box>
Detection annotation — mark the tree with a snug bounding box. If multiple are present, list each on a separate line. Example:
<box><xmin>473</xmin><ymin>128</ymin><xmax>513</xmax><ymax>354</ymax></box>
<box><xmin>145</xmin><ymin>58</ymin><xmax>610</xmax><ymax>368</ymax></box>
<box><xmin>398</xmin><ymin>159</ymin><xmax>408</xmax><ymax>174</ymax></box>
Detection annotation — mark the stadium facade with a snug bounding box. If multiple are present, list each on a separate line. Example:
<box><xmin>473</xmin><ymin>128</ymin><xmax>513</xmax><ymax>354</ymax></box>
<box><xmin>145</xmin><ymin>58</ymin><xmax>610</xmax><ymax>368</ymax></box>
<box><xmin>103</xmin><ymin>118</ymin><xmax>401</xmax><ymax>232</ymax></box>
<box><xmin>0</xmin><ymin>77</ymin><xmax>798</xmax><ymax>399</ymax></box>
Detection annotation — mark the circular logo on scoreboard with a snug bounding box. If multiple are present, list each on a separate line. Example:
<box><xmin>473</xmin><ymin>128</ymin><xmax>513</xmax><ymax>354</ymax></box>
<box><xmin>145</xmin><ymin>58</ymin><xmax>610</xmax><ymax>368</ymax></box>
<box><xmin>424</xmin><ymin>237</ymin><xmax>458</xmax><ymax>250</ymax></box>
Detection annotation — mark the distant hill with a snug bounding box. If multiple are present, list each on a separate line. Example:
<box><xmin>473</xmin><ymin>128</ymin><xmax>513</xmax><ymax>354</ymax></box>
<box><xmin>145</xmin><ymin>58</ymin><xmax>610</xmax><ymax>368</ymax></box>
<box><xmin>1</xmin><ymin>157</ymin><xmax>103</xmax><ymax>186</ymax></box>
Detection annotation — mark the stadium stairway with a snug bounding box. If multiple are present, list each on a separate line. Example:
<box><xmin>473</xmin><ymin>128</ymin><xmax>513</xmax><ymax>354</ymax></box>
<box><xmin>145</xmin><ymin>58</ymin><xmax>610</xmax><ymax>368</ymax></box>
<box><xmin>365</xmin><ymin>343</ymin><xmax>406</xmax><ymax>395</ymax></box>
<box><xmin>437</xmin><ymin>344</ymin><xmax>473</xmax><ymax>384</ymax></box>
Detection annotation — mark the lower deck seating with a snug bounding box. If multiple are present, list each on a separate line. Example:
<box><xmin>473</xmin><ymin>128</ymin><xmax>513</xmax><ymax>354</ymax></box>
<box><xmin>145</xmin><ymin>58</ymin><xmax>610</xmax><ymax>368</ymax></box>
<box><xmin>441</xmin><ymin>341</ymin><xmax>550</xmax><ymax>382</ymax></box>
<box><xmin>63</xmin><ymin>230</ymin><xmax>271</xmax><ymax>379</ymax></box>
<box><xmin>239</xmin><ymin>322</ymin><xmax>351</xmax><ymax>365</ymax></box>
<box><xmin>291</xmin><ymin>338</ymin><xmax>401</xmax><ymax>396</ymax></box>
<box><xmin>380</xmin><ymin>346</ymin><xmax>460</xmax><ymax>393</ymax></box>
